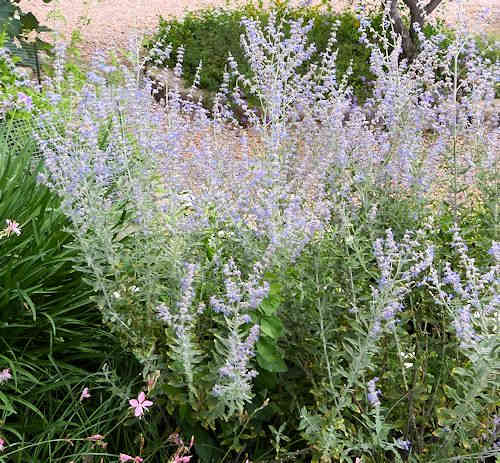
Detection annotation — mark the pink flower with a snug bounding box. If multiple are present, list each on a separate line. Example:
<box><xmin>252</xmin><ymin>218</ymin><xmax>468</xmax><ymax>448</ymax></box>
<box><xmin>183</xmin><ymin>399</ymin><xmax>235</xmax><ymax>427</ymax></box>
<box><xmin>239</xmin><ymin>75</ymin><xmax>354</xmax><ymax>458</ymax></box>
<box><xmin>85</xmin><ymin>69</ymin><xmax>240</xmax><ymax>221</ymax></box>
<box><xmin>0</xmin><ymin>368</ymin><xmax>12</xmax><ymax>383</ymax></box>
<box><xmin>119</xmin><ymin>455</ymin><xmax>143</xmax><ymax>463</ymax></box>
<box><xmin>129</xmin><ymin>391</ymin><xmax>153</xmax><ymax>418</ymax></box>
<box><xmin>87</xmin><ymin>434</ymin><xmax>104</xmax><ymax>441</ymax></box>
<box><xmin>173</xmin><ymin>457</ymin><xmax>191</xmax><ymax>463</ymax></box>
<box><xmin>0</xmin><ymin>438</ymin><xmax>5</xmax><ymax>451</ymax></box>
<box><xmin>4</xmin><ymin>220</ymin><xmax>21</xmax><ymax>237</ymax></box>
<box><xmin>80</xmin><ymin>387</ymin><xmax>91</xmax><ymax>401</ymax></box>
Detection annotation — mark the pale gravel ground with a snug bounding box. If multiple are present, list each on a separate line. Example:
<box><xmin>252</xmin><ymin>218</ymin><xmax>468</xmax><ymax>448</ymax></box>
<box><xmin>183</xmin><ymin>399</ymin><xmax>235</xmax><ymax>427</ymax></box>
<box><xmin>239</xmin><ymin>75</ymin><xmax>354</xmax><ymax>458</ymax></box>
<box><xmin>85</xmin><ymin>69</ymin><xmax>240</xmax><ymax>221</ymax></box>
<box><xmin>18</xmin><ymin>0</ymin><xmax>500</xmax><ymax>57</ymax></box>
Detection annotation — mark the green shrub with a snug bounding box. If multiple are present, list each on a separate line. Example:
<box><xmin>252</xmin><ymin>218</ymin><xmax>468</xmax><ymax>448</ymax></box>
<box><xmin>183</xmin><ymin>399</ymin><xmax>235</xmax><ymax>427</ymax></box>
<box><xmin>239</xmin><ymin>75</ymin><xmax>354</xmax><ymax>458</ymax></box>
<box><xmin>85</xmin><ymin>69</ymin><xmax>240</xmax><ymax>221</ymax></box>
<box><xmin>145</xmin><ymin>2</ymin><xmax>375</xmax><ymax>103</ymax></box>
<box><xmin>0</xmin><ymin>125</ymin><xmax>164</xmax><ymax>462</ymax></box>
<box><xmin>24</xmin><ymin>8</ymin><xmax>498</xmax><ymax>460</ymax></box>
<box><xmin>0</xmin><ymin>0</ymin><xmax>52</xmax><ymax>55</ymax></box>
<box><xmin>146</xmin><ymin>2</ymin><xmax>499</xmax><ymax>106</ymax></box>
<box><xmin>38</xmin><ymin>20</ymin><xmax>499</xmax><ymax>459</ymax></box>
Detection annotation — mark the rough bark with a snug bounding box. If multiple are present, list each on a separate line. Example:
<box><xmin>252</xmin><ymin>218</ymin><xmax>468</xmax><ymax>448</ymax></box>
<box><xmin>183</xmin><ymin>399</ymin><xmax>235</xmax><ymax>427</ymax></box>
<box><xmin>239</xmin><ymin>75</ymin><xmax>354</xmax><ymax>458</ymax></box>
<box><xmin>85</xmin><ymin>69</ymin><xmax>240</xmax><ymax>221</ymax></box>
<box><xmin>387</xmin><ymin>0</ymin><xmax>444</xmax><ymax>62</ymax></box>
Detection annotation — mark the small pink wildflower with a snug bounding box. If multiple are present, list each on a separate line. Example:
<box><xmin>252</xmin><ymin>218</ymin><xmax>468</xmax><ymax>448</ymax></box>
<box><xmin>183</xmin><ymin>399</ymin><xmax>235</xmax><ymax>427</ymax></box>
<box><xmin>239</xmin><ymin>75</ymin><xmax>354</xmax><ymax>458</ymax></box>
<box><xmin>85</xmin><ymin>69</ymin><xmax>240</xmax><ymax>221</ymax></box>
<box><xmin>4</xmin><ymin>220</ymin><xmax>21</xmax><ymax>237</ymax></box>
<box><xmin>87</xmin><ymin>434</ymin><xmax>104</xmax><ymax>441</ymax></box>
<box><xmin>173</xmin><ymin>456</ymin><xmax>191</xmax><ymax>463</ymax></box>
<box><xmin>0</xmin><ymin>368</ymin><xmax>12</xmax><ymax>383</ymax></box>
<box><xmin>119</xmin><ymin>455</ymin><xmax>143</xmax><ymax>462</ymax></box>
<box><xmin>80</xmin><ymin>387</ymin><xmax>91</xmax><ymax>401</ymax></box>
<box><xmin>129</xmin><ymin>391</ymin><xmax>153</xmax><ymax>418</ymax></box>
<box><xmin>0</xmin><ymin>438</ymin><xmax>5</xmax><ymax>451</ymax></box>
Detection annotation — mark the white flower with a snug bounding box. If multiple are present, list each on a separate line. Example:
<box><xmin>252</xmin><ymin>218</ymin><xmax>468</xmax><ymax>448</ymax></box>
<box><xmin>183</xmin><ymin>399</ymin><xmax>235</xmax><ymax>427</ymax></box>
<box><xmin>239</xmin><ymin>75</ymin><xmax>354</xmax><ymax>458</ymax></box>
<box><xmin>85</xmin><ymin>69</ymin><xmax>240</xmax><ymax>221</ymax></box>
<box><xmin>3</xmin><ymin>219</ymin><xmax>21</xmax><ymax>237</ymax></box>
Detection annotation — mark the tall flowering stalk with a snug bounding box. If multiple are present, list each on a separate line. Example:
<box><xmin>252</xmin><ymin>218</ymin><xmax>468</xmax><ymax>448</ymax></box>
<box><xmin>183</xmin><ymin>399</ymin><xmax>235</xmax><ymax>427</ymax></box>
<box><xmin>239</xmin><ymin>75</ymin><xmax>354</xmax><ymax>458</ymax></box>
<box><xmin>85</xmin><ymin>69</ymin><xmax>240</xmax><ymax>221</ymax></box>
<box><xmin>156</xmin><ymin>263</ymin><xmax>205</xmax><ymax>396</ymax></box>
<box><xmin>299</xmin><ymin>220</ymin><xmax>436</xmax><ymax>459</ymax></box>
<box><xmin>210</xmin><ymin>259</ymin><xmax>268</xmax><ymax>416</ymax></box>
<box><xmin>35</xmin><ymin>37</ymin><xmax>279</xmax><ymax>426</ymax></box>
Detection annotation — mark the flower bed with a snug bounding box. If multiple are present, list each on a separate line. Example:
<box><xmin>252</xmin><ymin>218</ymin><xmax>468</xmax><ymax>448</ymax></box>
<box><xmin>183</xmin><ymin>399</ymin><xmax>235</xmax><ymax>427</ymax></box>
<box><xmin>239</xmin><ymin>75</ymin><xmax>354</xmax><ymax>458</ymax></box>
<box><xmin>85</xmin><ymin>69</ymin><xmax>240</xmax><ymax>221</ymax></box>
<box><xmin>0</xmin><ymin>5</ymin><xmax>499</xmax><ymax>463</ymax></box>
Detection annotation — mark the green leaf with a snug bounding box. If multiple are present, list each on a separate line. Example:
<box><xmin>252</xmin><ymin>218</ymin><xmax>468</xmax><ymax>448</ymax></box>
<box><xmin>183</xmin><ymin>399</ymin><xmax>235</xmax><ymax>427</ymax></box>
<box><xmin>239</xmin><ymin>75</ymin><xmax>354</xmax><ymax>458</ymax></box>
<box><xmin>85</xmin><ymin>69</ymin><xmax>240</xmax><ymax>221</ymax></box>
<box><xmin>4</xmin><ymin>18</ymin><xmax>22</xmax><ymax>38</ymax></box>
<box><xmin>20</xmin><ymin>12</ymin><xmax>39</xmax><ymax>32</ymax></box>
<box><xmin>260</xmin><ymin>295</ymin><xmax>280</xmax><ymax>316</ymax></box>
<box><xmin>452</xmin><ymin>367</ymin><xmax>470</xmax><ymax>377</ymax></box>
<box><xmin>256</xmin><ymin>337</ymin><xmax>287</xmax><ymax>373</ymax></box>
<box><xmin>11</xmin><ymin>396</ymin><xmax>46</xmax><ymax>422</ymax></box>
<box><xmin>178</xmin><ymin>416</ymin><xmax>223</xmax><ymax>463</ymax></box>
<box><xmin>0</xmin><ymin>390</ymin><xmax>16</xmax><ymax>414</ymax></box>
<box><xmin>260</xmin><ymin>315</ymin><xmax>284</xmax><ymax>339</ymax></box>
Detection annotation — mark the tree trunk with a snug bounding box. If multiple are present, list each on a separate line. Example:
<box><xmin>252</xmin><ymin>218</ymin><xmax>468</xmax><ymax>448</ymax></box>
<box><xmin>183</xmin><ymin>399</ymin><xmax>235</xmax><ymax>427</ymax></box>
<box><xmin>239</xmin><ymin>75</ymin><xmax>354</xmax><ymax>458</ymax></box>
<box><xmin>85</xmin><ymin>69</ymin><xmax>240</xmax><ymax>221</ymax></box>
<box><xmin>386</xmin><ymin>0</ymin><xmax>444</xmax><ymax>62</ymax></box>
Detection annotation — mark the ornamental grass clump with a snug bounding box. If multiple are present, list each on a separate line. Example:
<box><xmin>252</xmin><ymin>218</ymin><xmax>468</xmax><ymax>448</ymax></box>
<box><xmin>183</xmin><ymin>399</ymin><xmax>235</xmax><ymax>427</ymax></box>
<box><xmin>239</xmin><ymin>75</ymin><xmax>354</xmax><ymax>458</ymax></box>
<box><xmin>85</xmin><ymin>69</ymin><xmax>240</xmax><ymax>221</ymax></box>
<box><xmin>0</xmin><ymin>125</ymin><xmax>158</xmax><ymax>462</ymax></box>
<box><xmin>34</xmin><ymin>5</ymin><xmax>499</xmax><ymax>461</ymax></box>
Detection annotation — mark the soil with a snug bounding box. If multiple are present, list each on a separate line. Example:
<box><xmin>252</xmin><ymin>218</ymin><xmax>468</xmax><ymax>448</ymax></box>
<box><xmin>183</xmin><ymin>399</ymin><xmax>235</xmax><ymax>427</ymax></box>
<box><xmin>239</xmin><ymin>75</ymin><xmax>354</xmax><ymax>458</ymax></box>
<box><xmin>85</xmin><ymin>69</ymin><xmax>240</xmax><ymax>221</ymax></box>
<box><xmin>18</xmin><ymin>0</ymin><xmax>500</xmax><ymax>57</ymax></box>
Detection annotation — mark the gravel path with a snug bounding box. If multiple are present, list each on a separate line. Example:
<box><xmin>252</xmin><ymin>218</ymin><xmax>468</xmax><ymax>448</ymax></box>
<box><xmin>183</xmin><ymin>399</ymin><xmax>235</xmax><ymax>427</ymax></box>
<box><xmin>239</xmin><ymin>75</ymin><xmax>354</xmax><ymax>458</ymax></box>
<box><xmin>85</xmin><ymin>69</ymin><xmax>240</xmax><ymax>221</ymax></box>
<box><xmin>19</xmin><ymin>0</ymin><xmax>499</xmax><ymax>57</ymax></box>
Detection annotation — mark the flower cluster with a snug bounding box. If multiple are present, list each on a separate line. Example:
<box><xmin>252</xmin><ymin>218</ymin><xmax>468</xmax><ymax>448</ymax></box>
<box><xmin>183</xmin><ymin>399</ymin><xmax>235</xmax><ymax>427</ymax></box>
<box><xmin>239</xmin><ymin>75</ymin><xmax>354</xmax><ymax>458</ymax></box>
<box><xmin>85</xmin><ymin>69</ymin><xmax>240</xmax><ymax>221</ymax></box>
<box><xmin>370</xmin><ymin>227</ymin><xmax>435</xmax><ymax>338</ymax></box>
<box><xmin>210</xmin><ymin>259</ymin><xmax>267</xmax><ymax>414</ymax></box>
<box><xmin>167</xmin><ymin>433</ymin><xmax>194</xmax><ymax>463</ymax></box>
<box><xmin>426</xmin><ymin>228</ymin><xmax>499</xmax><ymax>350</ymax></box>
<box><xmin>0</xmin><ymin>42</ymin><xmax>36</xmax><ymax>117</ymax></box>
<box><xmin>156</xmin><ymin>263</ymin><xmax>204</xmax><ymax>391</ymax></box>
<box><xmin>0</xmin><ymin>368</ymin><xmax>12</xmax><ymax>383</ymax></box>
<box><xmin>367</xmin><ymin>377</ymin><xmax>381</xmax><ymax>407</ymax></box>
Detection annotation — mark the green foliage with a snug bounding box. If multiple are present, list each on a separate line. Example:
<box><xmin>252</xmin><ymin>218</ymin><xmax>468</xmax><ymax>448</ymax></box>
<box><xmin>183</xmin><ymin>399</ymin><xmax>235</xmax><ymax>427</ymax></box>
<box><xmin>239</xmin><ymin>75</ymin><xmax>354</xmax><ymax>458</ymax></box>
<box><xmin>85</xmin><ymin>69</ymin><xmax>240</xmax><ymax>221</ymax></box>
<box><xmin>0</xmin><ymin>32</ymin><xmax>40</xmax><ymax>120</ymax></box>
<box><xmin>145</xmin><ymin>2</ymin><xmax>375</xmax><ymax>103</ymax></box>
<box><xmin>272</xmin><ymin>196</ymin><xmax>498</xmax><ymax>462</ymax></box>
<box><xmin>0</xmin><ymin>126</ymin><xmax>167</xmax><ymax>462</ymax></box>
<box><xmin>13</xmin><ymin>10</ymin><xmax>496</xmax><ymax>461</ymax></box>
<box><xmin>0</xmin><ymin>33</ymin><xmax>18</xmax><ymax>87</ymax></box>
<box><xmin>146</xmin><ymin>2</ymin><xmax>497</xmax><ymax>106</ymax></box>
<box><xmin>1</xmin><ymin>29</ymin><xmax>89</xmax><ymax>121</ymax></box>
<box><xmin>0</xmin><ymin>0</ymin><xmax>52</xmax><ymax>55</ymax></box>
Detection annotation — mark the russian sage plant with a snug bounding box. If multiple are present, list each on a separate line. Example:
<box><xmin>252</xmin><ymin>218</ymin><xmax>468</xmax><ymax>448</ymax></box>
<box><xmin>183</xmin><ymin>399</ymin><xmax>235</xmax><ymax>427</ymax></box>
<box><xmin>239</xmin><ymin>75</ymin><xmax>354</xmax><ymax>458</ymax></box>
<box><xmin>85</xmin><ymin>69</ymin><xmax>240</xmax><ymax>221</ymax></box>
<box><xmin>34</xmin><ymin>3</ymin><xmax>499</xmax><ymax>460</ymax></box>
